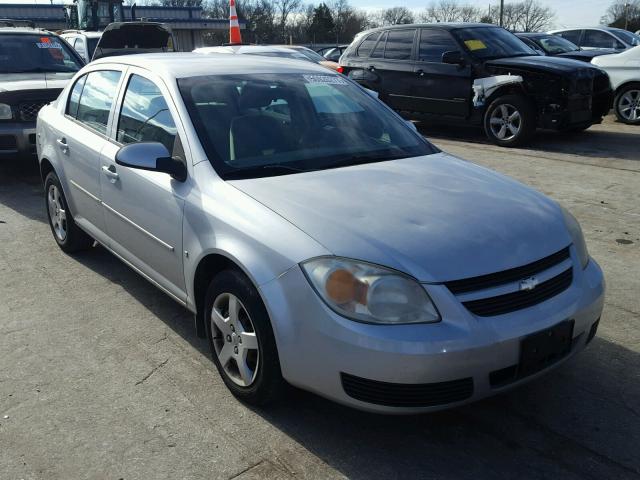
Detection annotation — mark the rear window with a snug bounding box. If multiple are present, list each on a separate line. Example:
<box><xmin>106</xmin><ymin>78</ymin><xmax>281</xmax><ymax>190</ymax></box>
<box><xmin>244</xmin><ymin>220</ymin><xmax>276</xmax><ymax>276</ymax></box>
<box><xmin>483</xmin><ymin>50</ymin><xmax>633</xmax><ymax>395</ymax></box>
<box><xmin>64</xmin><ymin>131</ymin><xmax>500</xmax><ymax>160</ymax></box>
<box><xmin>0</xmin><ymin>34</ymin><xmax>83</xmax><ymax>73</ymax></box>
<box><xmin>357</xmin><ymin>32</ymin><xmax>381</xmax><ymax>57</ymax></box>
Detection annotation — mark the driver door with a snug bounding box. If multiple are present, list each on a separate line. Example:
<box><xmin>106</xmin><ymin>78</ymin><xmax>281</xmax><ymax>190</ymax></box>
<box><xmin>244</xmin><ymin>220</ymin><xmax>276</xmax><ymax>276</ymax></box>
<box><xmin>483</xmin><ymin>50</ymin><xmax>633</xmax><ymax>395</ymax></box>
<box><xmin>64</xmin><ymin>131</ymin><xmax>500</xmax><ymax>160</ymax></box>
<box><xmin>100</xmin><ymin>69</ymin><xmax>189</xmax><ymax>303</ymax></box>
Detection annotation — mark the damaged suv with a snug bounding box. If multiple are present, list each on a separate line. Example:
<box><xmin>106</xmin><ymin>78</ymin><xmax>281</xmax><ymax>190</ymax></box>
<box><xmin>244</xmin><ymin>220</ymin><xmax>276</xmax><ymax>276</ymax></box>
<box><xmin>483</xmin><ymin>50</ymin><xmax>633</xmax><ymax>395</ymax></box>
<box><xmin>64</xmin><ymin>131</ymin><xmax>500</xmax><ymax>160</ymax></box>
<box><xmin>340</xmin><ymin>23</ymin><xmax>613</xmax><ymax>146</ymax></box>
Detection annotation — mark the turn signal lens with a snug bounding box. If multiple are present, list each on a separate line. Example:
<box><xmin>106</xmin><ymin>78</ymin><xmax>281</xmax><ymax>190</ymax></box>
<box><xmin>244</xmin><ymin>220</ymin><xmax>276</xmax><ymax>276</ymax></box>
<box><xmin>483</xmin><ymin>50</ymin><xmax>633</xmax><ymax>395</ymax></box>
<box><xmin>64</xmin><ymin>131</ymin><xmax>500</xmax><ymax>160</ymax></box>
<box><xmin>0</xmin><ymin>103</ymin><xmax>12</xmax><ymax>120</ymax></box>
<box><xmin>301</xmin><ymin>257</ymin><xmax>440</xmax><ymax>324</ymax></box>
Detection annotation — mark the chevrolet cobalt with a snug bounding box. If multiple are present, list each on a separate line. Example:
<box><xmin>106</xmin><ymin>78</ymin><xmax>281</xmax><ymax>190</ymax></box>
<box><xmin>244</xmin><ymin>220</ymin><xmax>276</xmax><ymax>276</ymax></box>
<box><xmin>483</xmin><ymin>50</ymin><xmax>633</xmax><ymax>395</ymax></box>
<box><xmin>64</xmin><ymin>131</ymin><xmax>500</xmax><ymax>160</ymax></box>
<box><xmin>36</xmin><ymin>54</ymin><xmax>604</xmax><ymax>413</ymax></box>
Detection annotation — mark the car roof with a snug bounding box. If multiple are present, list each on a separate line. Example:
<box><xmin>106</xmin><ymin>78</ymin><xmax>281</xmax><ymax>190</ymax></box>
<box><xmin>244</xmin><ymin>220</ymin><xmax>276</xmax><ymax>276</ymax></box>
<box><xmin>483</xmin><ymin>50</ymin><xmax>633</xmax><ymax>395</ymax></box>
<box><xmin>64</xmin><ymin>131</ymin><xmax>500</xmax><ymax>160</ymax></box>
<box><xmin>91</xmin><ymin>52</ymin><xmax>334</xmax><ymax>78</ymax></box>
<box><xmin>0</xmin><ymin>27</ymin><xmax>56</xmax><ymax>35</ymax></box>
<box><xmin>549</xmin><ymin>27</ymin><xmax>620</xmax><ymax>33</ymax></box>
<box><xmin>194</xmin><ymin>45</ymin><xmax>301</xmax><ymax>55</ymax></box>
<box><xmin>358</xmin><ymin>22</ymin><xmax>494</xmax><ymax>36</ymax></box>
<box><xmin>516</xmin><ymin>32</ymin><xmax>550</xmax><ymax>38</ymax></box>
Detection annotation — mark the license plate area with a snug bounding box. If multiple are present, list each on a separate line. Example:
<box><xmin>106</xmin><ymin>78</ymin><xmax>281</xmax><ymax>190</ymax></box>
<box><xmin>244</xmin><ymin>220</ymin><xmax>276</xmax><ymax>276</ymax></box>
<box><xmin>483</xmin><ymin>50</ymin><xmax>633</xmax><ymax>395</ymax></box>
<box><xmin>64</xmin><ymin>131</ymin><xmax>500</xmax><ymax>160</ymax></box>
<box><xmin>519</xmin><ymin>320</ymin><xmax>574</xmax><ymax>378</ymax></box>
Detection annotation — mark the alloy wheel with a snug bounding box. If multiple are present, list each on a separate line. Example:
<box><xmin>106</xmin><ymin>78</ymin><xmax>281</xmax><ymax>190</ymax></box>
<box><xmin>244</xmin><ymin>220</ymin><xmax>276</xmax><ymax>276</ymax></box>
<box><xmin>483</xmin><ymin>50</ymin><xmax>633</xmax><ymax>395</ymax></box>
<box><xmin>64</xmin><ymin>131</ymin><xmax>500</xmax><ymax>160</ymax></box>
<box><xmin>489</xmin><ymin>104</ymin><xmax>522</xmax><ymax>141</ymax></box>
<box><xmin>47</xmin><ymin>184</ymin><xmax>67</xmax><ymax>242</ymax></box>
<box><xmin>211</xmin><ymin>293</ymin><xmax>260</xmax><ymax>387</ymax></box>
<box><xmin>618</xmin><ymin>89</ymin><xmax>640</xmax><ymax>122</ymax></box>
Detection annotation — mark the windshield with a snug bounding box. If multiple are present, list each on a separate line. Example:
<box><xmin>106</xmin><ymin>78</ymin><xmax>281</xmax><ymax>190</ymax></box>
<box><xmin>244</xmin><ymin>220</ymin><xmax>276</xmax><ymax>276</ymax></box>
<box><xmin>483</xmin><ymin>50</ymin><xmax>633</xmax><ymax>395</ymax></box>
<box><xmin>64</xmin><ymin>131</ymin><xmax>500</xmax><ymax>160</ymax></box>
<box><xmin>178</xmin><ymin>73</ymin><xmax>437</xmax><ymax>179</ymax></box>
<box><xmin>536</xmin><ymin>35</ymin><xmax>579</xmax><ymax>54</ymax></box>
<box><xmin>0</xmin><ymin>34</ymin><xmax>83</xmax><ymax>73</ymax></box>
<box><xmin>452</xmin><ymin>27</ymin><xmax>537</xmax><ymax>60</ymax></box>
<box><xmin>611</xmin><ymin>29</ymin><xmax>640</xmax><ymax>47</ymax></box>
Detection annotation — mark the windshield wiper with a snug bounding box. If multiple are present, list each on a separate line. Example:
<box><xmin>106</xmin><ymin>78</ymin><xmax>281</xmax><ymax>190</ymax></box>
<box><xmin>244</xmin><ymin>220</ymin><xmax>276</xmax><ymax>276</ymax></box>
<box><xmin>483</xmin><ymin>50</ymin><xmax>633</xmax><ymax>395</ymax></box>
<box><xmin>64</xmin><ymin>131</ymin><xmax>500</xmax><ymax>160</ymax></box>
<box><xmin>320</xmin><ymin>152</ymin><xmax>412</xmax><ymax>171</ymax></box>
<box><xmin>224</xmin><ymin>163</ymin><xmax>308</xmax><ymax>179</ymax></box>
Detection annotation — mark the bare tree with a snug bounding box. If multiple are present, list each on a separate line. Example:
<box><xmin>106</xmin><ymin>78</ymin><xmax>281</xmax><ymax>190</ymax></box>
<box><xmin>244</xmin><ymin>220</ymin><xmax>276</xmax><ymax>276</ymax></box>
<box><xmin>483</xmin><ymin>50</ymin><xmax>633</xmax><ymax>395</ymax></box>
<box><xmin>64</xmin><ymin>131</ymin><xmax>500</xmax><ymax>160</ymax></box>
<box><xmin>420</xmin><ymin>1</ymin><xmax>480</xmax><ymax>23</ymax></box>
<box><xmin>601</xmin><ymin>0</ymin><xmax>640</xmax><ymax>30</ymax></box>
<box><xmin>483</xmin><ymin>0</ymin><xmax>554</xmax><ymax>31</ymax></box>
<box><xmin>375</xmin><ymin>6</ymin><xmax>414</xmax><ymax>26</ymax></box>
<box><xmin>274</xmin><ymin>0</ymin><xmax>302</xmax><ymax>41</ymax></box>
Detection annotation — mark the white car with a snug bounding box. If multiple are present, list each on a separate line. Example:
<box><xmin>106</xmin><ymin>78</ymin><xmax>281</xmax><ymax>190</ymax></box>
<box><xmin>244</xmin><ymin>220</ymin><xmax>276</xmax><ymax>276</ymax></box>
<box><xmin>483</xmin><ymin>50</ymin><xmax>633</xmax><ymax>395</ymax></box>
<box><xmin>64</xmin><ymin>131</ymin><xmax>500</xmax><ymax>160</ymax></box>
<box><xmin>60</xmin><ymin>30</ymin><xmax>102</xmax><ymax>63</ymax></box>
<box><xmin>592</xmin><ymin>46</ymin><xmax>640</xmax><ymax>124</ymax></box>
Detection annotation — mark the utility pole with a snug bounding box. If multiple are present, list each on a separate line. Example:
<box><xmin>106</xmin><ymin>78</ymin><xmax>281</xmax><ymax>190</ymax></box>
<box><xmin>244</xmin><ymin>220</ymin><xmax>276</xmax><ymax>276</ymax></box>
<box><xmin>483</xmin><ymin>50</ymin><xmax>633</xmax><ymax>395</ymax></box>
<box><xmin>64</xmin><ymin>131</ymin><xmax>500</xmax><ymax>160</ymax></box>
<box><xmin>624</xmin><ymin>2</ymin><xmax>630</xmax><ymax>30</ymax></box>
<box><xmin>499</xmin><ymin>0</ymin><xmax>504</xmax><ymax>27</ymax></box>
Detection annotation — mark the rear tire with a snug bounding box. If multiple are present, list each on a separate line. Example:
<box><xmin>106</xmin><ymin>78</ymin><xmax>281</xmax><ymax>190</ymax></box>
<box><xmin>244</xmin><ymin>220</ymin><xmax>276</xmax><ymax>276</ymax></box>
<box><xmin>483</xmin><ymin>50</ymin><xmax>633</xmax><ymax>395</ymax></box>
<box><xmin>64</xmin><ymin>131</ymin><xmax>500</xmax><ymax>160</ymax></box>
<box><xmin>613</xmin><ymin>83</ymin><xmax>640</xmax><ymax>125</ymax></box>
<box><xmin>484</xmin><ymin>94</ymin><xmax>536</xmax><ymax>147</ymax></box>
<box><xmin>44</xmin><ymin>171</ymin><xmax>93</xmax><ymax>253</ymax></box>
<box><xmin>205</xmin><ymin>269</ymin><xmax>284</xmax><ymax>406</ymax></box>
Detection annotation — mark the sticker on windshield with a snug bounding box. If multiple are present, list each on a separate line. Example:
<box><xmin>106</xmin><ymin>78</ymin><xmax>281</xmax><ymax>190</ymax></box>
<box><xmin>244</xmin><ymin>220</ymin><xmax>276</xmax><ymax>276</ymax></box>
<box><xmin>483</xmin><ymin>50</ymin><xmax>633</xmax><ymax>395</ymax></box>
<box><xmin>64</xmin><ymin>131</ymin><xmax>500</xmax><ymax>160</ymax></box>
<box><xmin>303</xmin><ymin>74</ymin><xmax>348</xmax><ymax>85</ymax></box>
<box><xmin>36</xmin><ymin>41</ymin><xmax>63</xmax><ymax>49</ymax></box>
<box><xmin>464</xmin><ymin>39</ymin><xmax>487</xmax><ymax>51</ymax></box>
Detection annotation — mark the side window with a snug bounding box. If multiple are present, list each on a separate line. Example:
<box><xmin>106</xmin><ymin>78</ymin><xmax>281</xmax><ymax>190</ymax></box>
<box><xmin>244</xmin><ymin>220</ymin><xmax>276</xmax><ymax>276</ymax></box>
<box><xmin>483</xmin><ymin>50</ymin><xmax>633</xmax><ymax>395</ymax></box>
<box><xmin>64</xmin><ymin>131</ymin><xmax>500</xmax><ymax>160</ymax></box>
<box><xmin>583</xmin><ymin>30</ymin><xmax>623</xmax><ymax>49</ymax></box>
<box><xmin>384</xmin><ymin>29</ymin><xmax>416</xmax><ymax>60</ymax></box>
<box><xmin>370</xmin><ymin>31</ymin><xmax>387</xmax><ymax>58</ymax></box>
<box><xmin>117</xmin><ymin>74</ymin><xmax>178</xmax><ymax>154</ymax></box>
<box><xmin>74</xmin><ymin>38</ymin><xmax>87</xmax><ymax>58</ymax></box>
<box><xmin>76</xmin><ymin>70</ymin><xmax>121</xmax><ymax>135</ymax></box>
<box><xmin>557</xmin><ymin>30</ymin><xmax>581</xmax><ymax>44</ymax></box>
<box><xmin>357</xmin><ymin>32</ymin><xmax>381</xmax><ymax>57</ymax></box>
<box><xmin>66</xmin><ymin>74</ymin><xmax>87</xmax><ymax>118</ymax></box>
<box><xmin>418</xmin><ymin>29</ymin><xmax>459</xmax><ymax>63</ymax></box>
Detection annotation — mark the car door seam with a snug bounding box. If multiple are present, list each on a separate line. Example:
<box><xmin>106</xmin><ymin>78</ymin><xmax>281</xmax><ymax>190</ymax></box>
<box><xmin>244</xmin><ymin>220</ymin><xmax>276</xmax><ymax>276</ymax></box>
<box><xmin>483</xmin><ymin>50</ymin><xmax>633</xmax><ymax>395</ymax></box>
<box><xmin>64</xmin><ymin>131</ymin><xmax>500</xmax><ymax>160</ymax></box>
<box><xmin>101</xmin><ymin>201</ymin><xmax>175</xmax><ymax>251</ymax></box>
<box><xmin>69</xmin><ymin>179</ymin><xmax>101</xmax><ymax>203</ymax></box>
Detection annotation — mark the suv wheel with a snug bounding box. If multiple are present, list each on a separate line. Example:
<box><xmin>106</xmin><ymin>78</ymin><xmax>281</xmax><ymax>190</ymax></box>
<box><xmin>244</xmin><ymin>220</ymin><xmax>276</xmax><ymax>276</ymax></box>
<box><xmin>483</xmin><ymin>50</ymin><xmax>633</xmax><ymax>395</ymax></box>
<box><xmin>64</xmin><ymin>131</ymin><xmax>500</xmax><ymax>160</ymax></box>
<box><xmin>44</xmin><ymin>171</ymin><xmax>93</xmax><ymax>253</ymax></box>
<box><xmin>484</xmin><ymin>94</ymin><xmax>536</xmax><ymax>147</ymax></box>
<box><xmin>205</xmin><ymin>269</ymin><xmax>284</xmax><ymax>405</ymax></box>
<box><xmin>614</xmin><ymin>84</ymin><xmax>640</xmax><ymax>125</ymax></box>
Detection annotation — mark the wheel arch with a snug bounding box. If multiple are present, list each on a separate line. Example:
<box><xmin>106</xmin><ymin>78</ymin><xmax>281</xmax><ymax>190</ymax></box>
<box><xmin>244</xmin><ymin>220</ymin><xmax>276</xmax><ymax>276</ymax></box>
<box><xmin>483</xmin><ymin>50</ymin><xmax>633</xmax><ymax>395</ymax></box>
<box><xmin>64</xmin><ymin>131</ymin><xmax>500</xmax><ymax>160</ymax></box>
<box><xmin>614</xmin><ymin>80</ymin><xmax>640</xmax><ymax>96</ymax></box>
<box><xmin>40</xmin><ymin>157</ymin><xmax>55</xmax><ymax>182</ymax></box>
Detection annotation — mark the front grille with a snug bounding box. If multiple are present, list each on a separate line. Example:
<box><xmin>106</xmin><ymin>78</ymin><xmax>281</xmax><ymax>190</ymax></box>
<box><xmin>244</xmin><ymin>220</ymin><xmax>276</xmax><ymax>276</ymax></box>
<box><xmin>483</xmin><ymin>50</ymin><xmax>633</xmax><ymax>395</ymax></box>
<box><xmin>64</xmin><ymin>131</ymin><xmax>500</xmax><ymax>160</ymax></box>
<box><xmin>341</xmin><ymin>373</ymin><xmax>473</xmax><ymax>407</ymax></box>
<box><xmin>19</xmin><ymin>101</ymin><xmax>48</xmax><ymax>122</ymax></box>
<box><xmin>462</xmin><ymin>267</ymin><xmax>573</xmax><ymax>317</ymax></box>
<box><xmin>445</xmin><ymin>247</ymin><xmax>570</xmax><ymax>294</ymax></box>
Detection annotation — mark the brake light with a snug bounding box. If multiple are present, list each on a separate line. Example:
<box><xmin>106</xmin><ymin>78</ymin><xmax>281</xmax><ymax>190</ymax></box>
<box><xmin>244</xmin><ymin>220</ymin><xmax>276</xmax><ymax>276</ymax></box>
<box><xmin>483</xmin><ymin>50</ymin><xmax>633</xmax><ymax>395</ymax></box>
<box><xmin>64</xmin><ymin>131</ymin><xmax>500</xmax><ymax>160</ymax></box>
<box><xmin>336</xmin><ymin>66</ymin><xmax>344</xmax><ymax>74</ymax></box>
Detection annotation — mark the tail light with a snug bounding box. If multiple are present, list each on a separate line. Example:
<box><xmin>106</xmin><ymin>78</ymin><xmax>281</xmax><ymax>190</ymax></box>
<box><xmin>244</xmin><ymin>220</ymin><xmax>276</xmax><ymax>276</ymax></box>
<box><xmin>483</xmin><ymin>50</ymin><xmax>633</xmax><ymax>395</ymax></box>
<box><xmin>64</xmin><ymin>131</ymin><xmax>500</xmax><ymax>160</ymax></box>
<box><xmin>336</xmin><ymin>66</ymin><xmax>344</xmax><ymax>74</ymax></box>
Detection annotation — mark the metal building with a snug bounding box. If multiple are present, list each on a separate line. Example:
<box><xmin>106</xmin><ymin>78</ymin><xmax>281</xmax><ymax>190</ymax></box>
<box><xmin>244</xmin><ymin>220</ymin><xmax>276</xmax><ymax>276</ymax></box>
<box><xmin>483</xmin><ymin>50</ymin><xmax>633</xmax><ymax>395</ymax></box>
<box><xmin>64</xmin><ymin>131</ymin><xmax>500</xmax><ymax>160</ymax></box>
<box><xmin>0</xmin><ymin>3</ymin><xmax>245</xmax><ymax>51</ymax></box>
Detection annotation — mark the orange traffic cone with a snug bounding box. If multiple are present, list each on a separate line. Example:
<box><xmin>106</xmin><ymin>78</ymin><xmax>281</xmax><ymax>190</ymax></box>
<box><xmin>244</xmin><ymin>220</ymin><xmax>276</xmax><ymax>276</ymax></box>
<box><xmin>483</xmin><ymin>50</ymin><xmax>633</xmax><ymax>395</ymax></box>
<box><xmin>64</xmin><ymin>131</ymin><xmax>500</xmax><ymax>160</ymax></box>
<box><xmin>229</xmin><ymin>0</ymin><xmax>242</xmax><ymax>44</ymax></box>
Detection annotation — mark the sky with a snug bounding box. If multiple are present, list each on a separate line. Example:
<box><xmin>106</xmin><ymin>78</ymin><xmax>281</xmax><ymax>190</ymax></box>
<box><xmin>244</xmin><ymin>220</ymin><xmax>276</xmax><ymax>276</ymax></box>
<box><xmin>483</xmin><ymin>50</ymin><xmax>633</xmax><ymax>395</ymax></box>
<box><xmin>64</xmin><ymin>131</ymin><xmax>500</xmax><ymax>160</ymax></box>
<box><xmin>0</xmin><ymin>0</ymin><xmax>610</xmax><ymax>28</ymax></box>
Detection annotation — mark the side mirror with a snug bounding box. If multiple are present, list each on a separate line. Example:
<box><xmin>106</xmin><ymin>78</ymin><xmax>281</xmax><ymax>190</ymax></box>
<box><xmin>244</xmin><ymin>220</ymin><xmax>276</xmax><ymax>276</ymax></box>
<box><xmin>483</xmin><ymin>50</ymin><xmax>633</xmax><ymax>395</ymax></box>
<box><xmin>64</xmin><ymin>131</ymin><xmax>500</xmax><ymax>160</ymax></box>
<box><xmin>442</xmin><ymin>50</ymin><xmax>465</xmax><ymax>66</ymax></box>
<box><xmin>405</xmin><ymin>120</ymin><xmax>418</xmax><ymax>132</ymax></box>
<box><xmin>115</xmin><ymin>142</ymin><xmax>187</xmax><ymax>182</ymax></box>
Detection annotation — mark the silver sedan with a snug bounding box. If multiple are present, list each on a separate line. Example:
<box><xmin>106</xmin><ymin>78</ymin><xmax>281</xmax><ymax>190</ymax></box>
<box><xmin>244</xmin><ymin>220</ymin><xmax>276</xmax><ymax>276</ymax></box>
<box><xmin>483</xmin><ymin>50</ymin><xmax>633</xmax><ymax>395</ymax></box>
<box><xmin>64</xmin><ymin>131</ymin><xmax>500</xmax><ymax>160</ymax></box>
<box><xmin>36</xmin><ymin>53</ymin><xmax>605</xmax><ymax>413</ymax></box>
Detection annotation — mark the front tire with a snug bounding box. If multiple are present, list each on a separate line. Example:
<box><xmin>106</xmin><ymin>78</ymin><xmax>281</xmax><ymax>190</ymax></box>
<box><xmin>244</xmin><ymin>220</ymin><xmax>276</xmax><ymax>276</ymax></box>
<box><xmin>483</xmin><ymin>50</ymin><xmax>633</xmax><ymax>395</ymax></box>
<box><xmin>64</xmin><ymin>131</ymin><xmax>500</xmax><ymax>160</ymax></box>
<box><xmin>614</xmin><ymin>84</ymin><xmax>640</xmax><ymax>125</ymax></box>
<box><xmin>484</xmin><ymin>94</ymin><xmax>536</xmax><ymax>147</ymax></box>
<box><xmin>44</xmin><ymin>171</ymin><xmax>93</xmax><ymax>253</ymax></box>
<box><xmin>204</xmin><ymin>269</ymin><xmax>284</xmax><ymax>405</ymax></box>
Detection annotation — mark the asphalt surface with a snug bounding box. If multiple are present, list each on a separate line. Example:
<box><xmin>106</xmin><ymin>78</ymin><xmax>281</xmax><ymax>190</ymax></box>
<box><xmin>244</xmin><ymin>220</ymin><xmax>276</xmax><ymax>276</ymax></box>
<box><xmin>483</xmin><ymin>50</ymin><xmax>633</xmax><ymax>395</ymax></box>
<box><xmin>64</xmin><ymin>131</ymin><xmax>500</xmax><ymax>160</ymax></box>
<box><xmin>1</xmin><ymin>116</ymin><xmax>639</xmax><ymax>479</ymax></box>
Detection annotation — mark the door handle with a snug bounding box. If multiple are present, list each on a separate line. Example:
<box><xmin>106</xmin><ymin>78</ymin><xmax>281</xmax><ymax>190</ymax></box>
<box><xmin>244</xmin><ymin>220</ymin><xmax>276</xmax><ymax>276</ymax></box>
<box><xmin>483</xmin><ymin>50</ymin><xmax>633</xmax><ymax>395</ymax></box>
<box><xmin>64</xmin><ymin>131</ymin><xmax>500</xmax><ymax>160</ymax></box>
<box><xmin>416</xmin><ymin>69</ymin><xmax>425</xmax><ymax>77</ymax></box>
<box><xmin>56</xmin><ymin>138</ymin><xmax>68</xmax><ymax>153</ymax></box>
<box><xmin>101</xmin><ymin>165</ymin><xmax>119</xmax><ymax>182</ymax></box>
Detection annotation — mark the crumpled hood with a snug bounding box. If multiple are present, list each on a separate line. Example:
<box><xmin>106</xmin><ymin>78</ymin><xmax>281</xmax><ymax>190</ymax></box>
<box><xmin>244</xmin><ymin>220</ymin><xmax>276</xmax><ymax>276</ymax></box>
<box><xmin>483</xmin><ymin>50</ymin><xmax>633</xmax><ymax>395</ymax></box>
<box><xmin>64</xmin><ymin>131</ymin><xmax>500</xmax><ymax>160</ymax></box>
<box><xmin>486</xmin><ymin>55</ymin><xmax>601</xmax><ymax>76</ymax></box>
<box><xmin>0</xmin><ymin>72</ymin><xmax>75</xmax><ymax>91</ymax></box>
<box><xmin>230</xmin><ymin>153</ymin><xmax>571</xmax><ymax>283</ymax></box>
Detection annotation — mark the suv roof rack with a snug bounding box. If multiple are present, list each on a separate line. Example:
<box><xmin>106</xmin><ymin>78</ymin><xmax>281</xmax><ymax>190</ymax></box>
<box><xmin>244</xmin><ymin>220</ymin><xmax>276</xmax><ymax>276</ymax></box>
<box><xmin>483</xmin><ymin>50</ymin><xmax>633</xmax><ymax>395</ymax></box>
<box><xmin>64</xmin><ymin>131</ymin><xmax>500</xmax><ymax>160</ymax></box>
<box><xmin>0</xmin><ymin>19</ymin><xmax>36</xmax><ymax>28</ymax></box>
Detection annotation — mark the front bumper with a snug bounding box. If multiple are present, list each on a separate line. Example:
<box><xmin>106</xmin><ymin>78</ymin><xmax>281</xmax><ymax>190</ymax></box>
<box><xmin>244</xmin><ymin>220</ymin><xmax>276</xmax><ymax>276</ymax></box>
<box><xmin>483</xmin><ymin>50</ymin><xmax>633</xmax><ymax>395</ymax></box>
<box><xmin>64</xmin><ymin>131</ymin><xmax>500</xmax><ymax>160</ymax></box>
<box><xmin>260</xmin><ymin>251</ymin><xmax>605</xmax><ymax>413</ymax></box>
<box><xmin>0</xmin><ymin>121</ymin><xmax>37</xmax><ymax>157</ymax></box>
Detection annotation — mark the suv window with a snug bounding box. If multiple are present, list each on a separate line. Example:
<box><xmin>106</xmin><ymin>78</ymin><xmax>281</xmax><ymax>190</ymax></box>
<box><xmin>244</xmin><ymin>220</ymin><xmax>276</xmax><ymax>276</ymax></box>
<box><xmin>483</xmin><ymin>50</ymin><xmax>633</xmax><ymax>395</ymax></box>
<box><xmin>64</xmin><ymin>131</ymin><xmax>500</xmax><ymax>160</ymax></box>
<box><xmin>117</xmin><ymin>74</ymin><xmax>177</xmax><ymax>153</ymax></box>
<box><xmin>74</xmin><ymin>37</ymin><xmax>87</xmax><ymax>59</ymax></box>
<box><xmin>370</xmin><ymin>31</ymin><xmax>387</xmax><ymax>58</ymax></box>
<box><xmin>357</xmin><ymin>32</ymin><xmax>381</xmax><ymax>57</ymax></box>
<box><xmin>76</xmin><ymin>70</ymin><xmax>122</xmax><ymax>135</ymax></box>
<box><xmin>418</xmin><ymin>29</ymin><xmax>458</xmax><ymax>62</ymax></box>
<box><xmin>583</xmin><ymin>29</ymin><xmax>623</xmax><ymax>49</ymax></box>
<box><xmin>384</xmin><ymin>29</ymin><xmax>416</xmax><ymax>60</ymax></box>
<box><xmin>556</xmin><ymin>30</ymin><xmax>582</xmax><ymax>44</ymax></box>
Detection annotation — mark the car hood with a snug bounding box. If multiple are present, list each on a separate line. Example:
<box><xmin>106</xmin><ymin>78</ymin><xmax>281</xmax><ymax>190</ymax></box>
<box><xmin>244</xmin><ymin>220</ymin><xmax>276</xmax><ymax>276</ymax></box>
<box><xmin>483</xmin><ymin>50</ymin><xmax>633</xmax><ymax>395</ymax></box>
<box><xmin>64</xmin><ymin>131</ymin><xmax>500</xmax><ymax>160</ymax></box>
<box><xmin>557</xmin><ymin>49</ymin><xmax>615</xmax><ymax>61</ymax></box>
<box><xmin>485</xmin><ymin>55</ymin><xmax>600</xmax><ymax>75</ymax></box>
<box><xmin>229</xmin><ymin>153</ymin><xmax>571</xmax><ymax>283</ymax></box>
<box><xmin>0</xmin><ymin>72</ymin><xmax>75</xmax><ymax>91</ymax></box>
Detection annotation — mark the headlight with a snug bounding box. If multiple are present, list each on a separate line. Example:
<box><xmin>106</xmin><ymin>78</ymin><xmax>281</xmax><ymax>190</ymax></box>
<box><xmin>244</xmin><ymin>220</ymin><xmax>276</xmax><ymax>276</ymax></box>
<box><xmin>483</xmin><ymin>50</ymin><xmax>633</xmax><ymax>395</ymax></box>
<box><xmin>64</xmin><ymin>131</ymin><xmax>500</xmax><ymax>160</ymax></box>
<box><xmin>301</xmin><ymin>257</ymin><xmax>440</xmax><ymax>324</ymax></box>
<box><xmin>0</xmin><ymin>103</ymin><xmax>12</xmax><ymax>120</ymax></box>
<box><xmin>561</xmin><ymin>206</ymin><xmax>589</xmax><ymax>269</ymax></box>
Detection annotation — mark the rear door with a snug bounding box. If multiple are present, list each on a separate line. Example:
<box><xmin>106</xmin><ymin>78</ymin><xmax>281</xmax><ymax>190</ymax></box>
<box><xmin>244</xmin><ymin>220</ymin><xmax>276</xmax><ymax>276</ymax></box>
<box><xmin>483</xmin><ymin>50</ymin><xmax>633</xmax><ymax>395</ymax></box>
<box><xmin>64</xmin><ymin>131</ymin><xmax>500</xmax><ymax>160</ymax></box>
<box><xmin>581</xmin><ymin>29</ymin><xmax>625</xmax><ymax>50</ymax></box>
<box><xmin>555</xmin><ymin>29</ymin><xmax>583</xmax><ymax>46</ymax></box>
<box><xmin>371</xmin><ymin>28</ymin><xmax>417</xmax><ymax>110</ymax></box>
<box><xmin>54</xmin><ymin>69</ymin><xmax>123</xmax><ymax>242</ymax></box>
<box><xmin>410</xmin><ymin>28</ymin><xmax>472</xmax><ymax>117</ymax></box>
<box><xmin>99</xmin><ymin>68</ymin><xmax>188</xmax><ymax>302</ymax></box>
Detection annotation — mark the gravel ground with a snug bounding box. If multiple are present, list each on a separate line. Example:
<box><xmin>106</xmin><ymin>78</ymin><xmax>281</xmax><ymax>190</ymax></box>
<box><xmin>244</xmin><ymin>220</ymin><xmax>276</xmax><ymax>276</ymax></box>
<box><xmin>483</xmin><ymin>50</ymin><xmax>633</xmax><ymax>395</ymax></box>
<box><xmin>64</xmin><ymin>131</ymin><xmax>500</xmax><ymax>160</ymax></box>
<box><xmin>0</xmin><ymin>116</ymin><xmax>639</xmax><ymax>480</ymax></box>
